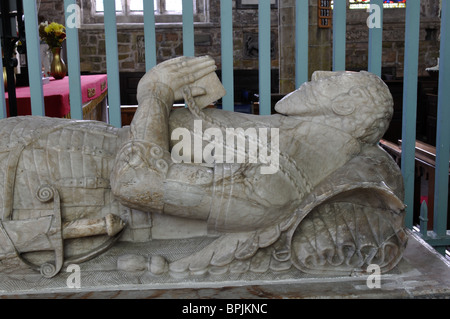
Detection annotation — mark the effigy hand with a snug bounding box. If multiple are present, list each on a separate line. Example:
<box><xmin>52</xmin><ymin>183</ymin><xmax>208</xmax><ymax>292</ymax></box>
<box><xmin>137</xmin><ymin>55</ymin><xmax>217</xmax><ymax>102</ymax></box>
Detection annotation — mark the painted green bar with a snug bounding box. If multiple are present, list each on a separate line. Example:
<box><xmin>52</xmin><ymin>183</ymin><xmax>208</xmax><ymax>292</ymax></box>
<box><xmin>182</xmin><ymin>0</ymin><xmax>195</xmax><ymax>57</ymax></box>
<box><xmin>368</xmin><ymin>0</ymin><xmax>383</xmax><ymax>77</ymax></box>
<box><xmin>0</xmin><ymin>45</ymin><xmax>6</xmax><ymax>119</ymax></box>
<box><xmin>400</xmin><ymin>0</ymin><xmax>421</xmax><ymax>229</ymax></box>
<box><xmin>421</xmin><ymin>236</ymin><xmax>450</xmax><ymax>248</ymax></box>
<box><xmin>258</xmin><ymin>0</ymin><xmax>271</xmax><ymax>116</ymax></box>
<box><xmin>64</xmin><ymin>0</ymin><xmax>83</xmax><ymax>120</ymax></box>
<box><xmin>104</xmin><ymin>0</ymin><xmax>122</xmax><ymax>127</ymax></box>
<box><xmin>23</xmin><ymin>0</ymin><xmax>45</xmax><ymax>116</ymax></box>
<box><xmin>295</xmin><ymin>0</ymin><xmax>308</xmax><ymax>88</ymax></box>
<box><xmin>220</xmin><ymin>0</ymin><xmax>234</xmax><ymax>111</ymax></box>
<box><xmin>332</xmin><ymin>0</ymin><xmax>346</xmax><ymax>71</ymax></box>
<box><xmin>419</xmin><ymin>201</ymin><xmax>428</xmax><ymax>238</ymax></box>
<box><xmin>143</xmin><ymin>0</ymin><xmax>157</xmax><ymax>71</ymax></box>
<box><xmin>433</xmin><ymin>0</ymin><xmax>450</xmax><ymax>237</ymax></box>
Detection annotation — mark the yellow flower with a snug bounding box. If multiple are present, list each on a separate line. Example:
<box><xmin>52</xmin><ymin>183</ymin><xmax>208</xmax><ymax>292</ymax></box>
<box><xmin>45</xmin><ymin>22</ymin><xmax>65</xmax><ymax>34</ymax></box>
<box><xmin>40</xmin><ymin>21</ymin><xmax>66</xmax><ymax>49</ymax></box>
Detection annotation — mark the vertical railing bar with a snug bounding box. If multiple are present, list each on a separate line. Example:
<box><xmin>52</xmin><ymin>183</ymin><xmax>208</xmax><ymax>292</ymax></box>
<box><xmin>220</xmin><ymin>0</ymin><xmax>234</xmax><ymax>112</ymax></box>
<box><xmin>419</xmin><ymin>201</ymin><xmax>429</xmax><ymax>238</ymax></box>
<box><xmin>332</xmin><ymin>0</ymin><xmax>346</xmax><ymax>71</ymax></box>
<box><xmin>0</xmin><ymin>43</ymin><xmax>6</xmax><ymax>119</ymax></box>
<box><xmin>104</xmin><ymin>0</ymin><xmax>122</xmax><ymax>127</ymax></box>
<box><xmin>401</xmin><ymin>0</ymin><xmax>421</xmax><ymax>229</ymax></box>
<box><xmin>143</xmin><ymin>0</ymin><xmax>157</xmax><ymax>71</ymax></box>
<box><xmin>182</xmin><ymin>0</ymin><xmax>195</xmax><ymax>57</ymax></box>
<box><xmin>258</xmin><ymin>0</ymin><xmax>271</xmax><ymax>115</ymax></box>
<box><xmin>368</xmin><ymin>0</ymin><xmax>383</xmax><ymax>77</ymax></box>
<box><xmin>295</xmin><ymin>0</ymin><xmax>309</xmax><ymax>88</ymax></box>
<box><xmin>433</xmin><ymin>0</ymin><xmax>450</xmax><ymax>239</ymax></box>
<box><xmin>23</xmin><ymin>0</ymin><xmax>45</xmax><ymax>116</ymax></box>
<box><xmin>64</xmin><ymin>0</ymin><xmax>83</xmax><ymax>120</ymax></box>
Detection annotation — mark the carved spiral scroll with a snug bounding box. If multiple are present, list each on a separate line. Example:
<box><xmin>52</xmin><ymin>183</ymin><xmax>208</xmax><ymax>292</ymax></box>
<box><xmin>40</xmin><ymin>262</ymin><xmax>57</xmax><ymax>278</ymax></box>
<box><xmin>155</xmin><ymin>159</ymin><xmax>169</xmax><ymax>174</ymax></box>
<box><xmin>36</xmin><ymin>185</ymin><xmax>55</xmax><ymax>203</ymax></box>
<box><xmin>150</xmin><ymin>145</ymin><xmax>164</xmax><ymax>159</ymax></box>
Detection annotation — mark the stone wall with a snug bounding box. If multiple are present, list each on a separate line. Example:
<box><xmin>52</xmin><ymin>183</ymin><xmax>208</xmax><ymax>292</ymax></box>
<box><xmin>345</xmin><ymin>0</ymin><xmax>440</xmax><ymax>78</ymax></box>
<box><xmin>278</xmin><ymin>0</ymin><xmax>440</xmax><ymax>93</ymax></box>
<box><xmin>278</xmin><ymin>0</ymin><xmax>332</xmax><ymax>93</ymax></box>
<box><xmin>37</xmin><ymin>0</ymin><xmax>65</xmax><ymax>24</ymax></box>
<box><xmin>37</xmin><ymin>0</ymin><xmax>440</xmax><ymax>94</ymax></box>
<box><xmin>38</xmin><ymin>0</ymin><xmax>279</xmax><ymax>74</ymax></box>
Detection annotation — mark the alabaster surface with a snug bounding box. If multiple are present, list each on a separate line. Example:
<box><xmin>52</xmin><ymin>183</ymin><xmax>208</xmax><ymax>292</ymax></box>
<box><xmin>0</xmin><ymin>56</ymin><xmax>407</xmax><ymax>286</ymax></box>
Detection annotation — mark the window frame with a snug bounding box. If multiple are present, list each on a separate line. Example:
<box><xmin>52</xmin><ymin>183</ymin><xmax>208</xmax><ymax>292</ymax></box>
<box><xmin>86</xmin><ymin>0</ymin><xmax>208</xmax><ymax>25</ymax></box>
<box><xmin>347</xmin><ymin>0</ymin><xmax>407</xmax><ymax>10</ymax></box>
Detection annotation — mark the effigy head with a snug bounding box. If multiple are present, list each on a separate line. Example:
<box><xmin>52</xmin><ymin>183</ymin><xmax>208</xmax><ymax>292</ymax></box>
<box><xmin>275</xmin><ymin>71</ymin><xmax>394</xmax><ymax>144</ymax></box>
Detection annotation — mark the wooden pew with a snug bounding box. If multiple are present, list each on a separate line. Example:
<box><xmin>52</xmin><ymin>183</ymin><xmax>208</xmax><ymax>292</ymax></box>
<box><xmin>379</xmin><ymin>139</ymin><xmax>450</xmax><ymax>229</ymax></box>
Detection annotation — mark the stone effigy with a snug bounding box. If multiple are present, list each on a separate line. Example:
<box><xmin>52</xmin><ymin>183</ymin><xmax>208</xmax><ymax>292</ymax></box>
<box><xmin>0</xmin><ymin>56</ymin><xmax>407</xmax><ymax>285</ymax></box>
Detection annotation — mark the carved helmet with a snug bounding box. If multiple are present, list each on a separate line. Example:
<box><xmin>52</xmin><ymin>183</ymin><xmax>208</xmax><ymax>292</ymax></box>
<box><xmin>275</xmin><ymin>71</ymin><xmax>394</xmax><ymax>144</ymax></box>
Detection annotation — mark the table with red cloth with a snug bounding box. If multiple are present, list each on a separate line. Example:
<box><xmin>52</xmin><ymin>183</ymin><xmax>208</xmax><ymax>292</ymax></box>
<box><xmin>5</xmin><ymin>74</ymin><xmax>108</xmax><ymax>118</ymax></box>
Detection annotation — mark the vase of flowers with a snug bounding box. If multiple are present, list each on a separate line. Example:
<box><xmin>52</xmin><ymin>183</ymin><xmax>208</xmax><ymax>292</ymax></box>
<box><xmin>39</xmin><ymin>22</ymin><xmax>67</xmax><ymax>79</ymax></box>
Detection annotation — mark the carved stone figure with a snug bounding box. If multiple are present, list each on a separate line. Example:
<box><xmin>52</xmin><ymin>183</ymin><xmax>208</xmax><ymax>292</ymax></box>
<box><xmin>0</xmin><ymin>56</ymin><xmax>407</xmax><ymax>280</ymax></box>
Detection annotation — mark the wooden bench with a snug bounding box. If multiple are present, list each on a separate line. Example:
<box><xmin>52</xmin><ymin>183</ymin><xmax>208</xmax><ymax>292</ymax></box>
<box><xmin>379</xmin><ymin>139</ymin><xmax>450</xmax><ymax>229</ymax></box>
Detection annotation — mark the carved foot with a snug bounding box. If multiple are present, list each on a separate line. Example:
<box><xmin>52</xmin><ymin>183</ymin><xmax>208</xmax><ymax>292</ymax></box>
<box><xmin>149</xmin><ymin>255</ymin><xmax>168</xmax><ymax>275</ymax></box>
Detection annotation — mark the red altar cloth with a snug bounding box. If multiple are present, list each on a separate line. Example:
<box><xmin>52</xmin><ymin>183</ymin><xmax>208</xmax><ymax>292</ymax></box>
<box><xmin>5</xmin><ymin>74</ymin><xmax>108</xmax><ymax>118</ymax></box>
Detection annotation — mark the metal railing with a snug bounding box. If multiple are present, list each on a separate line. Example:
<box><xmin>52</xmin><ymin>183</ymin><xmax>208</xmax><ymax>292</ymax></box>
<box><xmin>0</xmin><ymin>0</ymin><xmax>448</xmax><ymax>254</ymax></box>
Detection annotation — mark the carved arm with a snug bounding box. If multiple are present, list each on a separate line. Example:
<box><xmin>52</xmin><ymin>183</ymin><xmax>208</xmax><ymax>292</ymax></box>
<box><xmin>110</xmin><ymin>56</ymin><xmax>216</xmax><ymax>213</ymax></box>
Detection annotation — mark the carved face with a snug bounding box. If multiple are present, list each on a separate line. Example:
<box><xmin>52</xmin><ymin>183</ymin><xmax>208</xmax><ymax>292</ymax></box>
<box><xmin>275</xmin><ymin>71</ymin><xmax>393</xmax><ymax>144</ymax></box>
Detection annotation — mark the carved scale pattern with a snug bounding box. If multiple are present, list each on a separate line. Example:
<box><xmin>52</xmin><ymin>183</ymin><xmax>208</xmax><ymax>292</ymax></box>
<box><xmin>291</xmin><ymin>201</ymin><xmax>408</xmax><ymax>275</ymax></box>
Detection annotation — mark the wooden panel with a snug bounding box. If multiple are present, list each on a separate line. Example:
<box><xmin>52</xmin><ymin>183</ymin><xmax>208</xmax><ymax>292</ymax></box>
<box><xmin>121</xmin><ymin>106</ymin><xmax>138</xmax><ymax>127</ymax></box>
<box><xmin>380</xmin><ymin>139</ymin><xmax>450</xmax><ymax>230</ymax></box>
<box><xmin>120</xmin><ymin>72</ymin><xmax>145</xmax><ymax>106</ymax></box>
<box><xmin>318</xmin><ymin>0</ymin><xmax>332</xmax><ymax>29</ymax></box>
